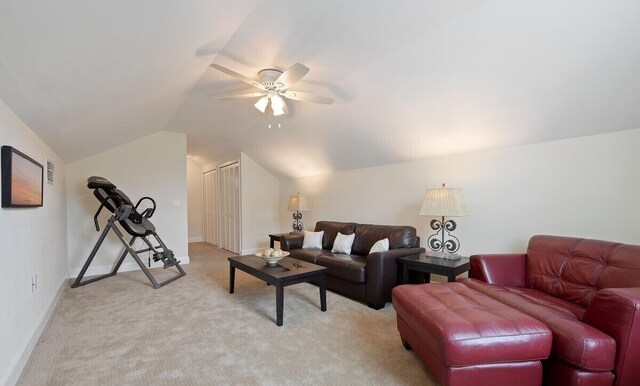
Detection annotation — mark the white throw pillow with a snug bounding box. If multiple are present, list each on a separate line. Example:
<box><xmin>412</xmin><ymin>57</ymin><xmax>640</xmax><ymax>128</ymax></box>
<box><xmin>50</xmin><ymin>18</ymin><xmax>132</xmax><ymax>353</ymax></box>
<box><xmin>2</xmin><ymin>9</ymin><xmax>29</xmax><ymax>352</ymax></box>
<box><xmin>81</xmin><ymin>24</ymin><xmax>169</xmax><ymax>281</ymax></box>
<box><xmin>331</xmin><ymin>232</ymin><xmax>356</xmax><ymax>254</ymax></box>
<box><xmin>369</xmin><ymin>238</ymin><xmax>389</xmax><ymax>254</ymax></box>
<box><xmin>302</xmin><ymin>230</ymin><xmax>324</xmax><ymax>249</ymax></box>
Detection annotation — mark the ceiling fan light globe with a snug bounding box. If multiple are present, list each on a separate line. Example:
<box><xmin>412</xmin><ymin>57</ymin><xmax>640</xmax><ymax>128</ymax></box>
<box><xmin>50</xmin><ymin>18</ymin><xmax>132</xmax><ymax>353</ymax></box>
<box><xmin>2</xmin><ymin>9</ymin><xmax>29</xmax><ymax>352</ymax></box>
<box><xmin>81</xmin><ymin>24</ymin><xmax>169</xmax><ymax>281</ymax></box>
<box><xmin>272</xmin><ymin>105</ymin><xmax>285</xmax><ymax>116</ymax></box>
<box><xmin>254</xmin><ymin>96</ymin><xmax>269</xmax><ymax>113</ymax></box>
<box><xmin>271</xmin><ymin>95</ymin><xmax>285</xmax><ymax>110</ymax></box>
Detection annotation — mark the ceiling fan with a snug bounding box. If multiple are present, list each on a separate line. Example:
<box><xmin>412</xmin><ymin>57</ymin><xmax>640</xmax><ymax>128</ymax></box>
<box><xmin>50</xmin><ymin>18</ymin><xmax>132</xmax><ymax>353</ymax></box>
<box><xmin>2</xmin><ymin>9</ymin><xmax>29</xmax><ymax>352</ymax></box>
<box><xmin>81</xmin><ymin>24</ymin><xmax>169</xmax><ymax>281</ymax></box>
<box><xmin>209</xmin><ymin>63</ymin><xmax>333</xmax><ymax>116</ymax></box>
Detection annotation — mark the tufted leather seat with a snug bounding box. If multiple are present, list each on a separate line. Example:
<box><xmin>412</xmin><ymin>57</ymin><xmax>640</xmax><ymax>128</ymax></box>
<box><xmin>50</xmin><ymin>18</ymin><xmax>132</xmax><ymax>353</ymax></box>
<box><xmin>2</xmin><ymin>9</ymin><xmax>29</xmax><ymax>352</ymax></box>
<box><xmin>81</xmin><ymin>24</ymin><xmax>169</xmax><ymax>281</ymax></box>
<box><xmin>394</xmin><ymin>235</ymin><xmax>640</xmax><ymax>386</ymax></box>
<box><xmin>525</xmin><ymin>236</ymin><xmax>638</xmax><ymax>307</ymax></box>
<box><xmin>469</xmin><ymin>236</ymin><xmax>640</xmax><ymax>385</ymax></box>
<box><xmin>461</xmin><ymin>279</ymin><xmax>616</xmax><ymax>372</ymax></box>
<box><xmin>393</xmin><ymin>283</ymin><xmax>552</xmax><ymax>386</ymax></box>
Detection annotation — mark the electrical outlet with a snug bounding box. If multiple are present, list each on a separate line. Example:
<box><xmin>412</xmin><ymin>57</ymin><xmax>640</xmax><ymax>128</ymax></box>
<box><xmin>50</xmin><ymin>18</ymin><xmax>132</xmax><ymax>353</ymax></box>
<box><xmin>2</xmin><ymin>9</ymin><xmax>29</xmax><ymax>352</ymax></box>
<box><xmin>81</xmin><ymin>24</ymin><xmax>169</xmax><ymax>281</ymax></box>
<box><xmin>31</xmin><ymin>274</ymin><xmax>37</xmax><ymax>293</ymax></box>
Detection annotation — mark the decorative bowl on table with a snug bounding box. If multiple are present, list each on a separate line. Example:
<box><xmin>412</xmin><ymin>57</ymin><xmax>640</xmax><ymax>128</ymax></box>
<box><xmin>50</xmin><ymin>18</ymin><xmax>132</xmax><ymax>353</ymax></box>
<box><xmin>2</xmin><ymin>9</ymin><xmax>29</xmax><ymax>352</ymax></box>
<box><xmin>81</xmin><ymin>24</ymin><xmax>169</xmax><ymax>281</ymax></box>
<box><xmin>255</xmin><ymin>248</ymin><xmax>290</xmax><ymax>266</ymax></box>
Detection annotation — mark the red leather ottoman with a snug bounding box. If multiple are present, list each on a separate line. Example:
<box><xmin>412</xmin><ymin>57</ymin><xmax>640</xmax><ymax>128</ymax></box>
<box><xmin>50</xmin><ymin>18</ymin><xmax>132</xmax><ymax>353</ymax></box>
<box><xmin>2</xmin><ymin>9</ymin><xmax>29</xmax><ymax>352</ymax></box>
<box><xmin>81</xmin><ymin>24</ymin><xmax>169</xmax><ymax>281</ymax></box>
<box><xmin>392</xmin><ymin>283</ymin><xmax>552</xmax><ymax>386</ymax></box>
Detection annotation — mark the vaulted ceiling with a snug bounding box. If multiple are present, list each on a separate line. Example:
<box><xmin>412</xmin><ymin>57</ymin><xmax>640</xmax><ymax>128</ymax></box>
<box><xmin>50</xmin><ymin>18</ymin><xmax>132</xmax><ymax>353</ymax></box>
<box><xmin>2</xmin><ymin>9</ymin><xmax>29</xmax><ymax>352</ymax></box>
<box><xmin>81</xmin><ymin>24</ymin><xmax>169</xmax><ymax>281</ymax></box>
<box><xmin>1</xmin><ymin>1</ymin><xmax>639</xmax><ymax>178</ymax></box>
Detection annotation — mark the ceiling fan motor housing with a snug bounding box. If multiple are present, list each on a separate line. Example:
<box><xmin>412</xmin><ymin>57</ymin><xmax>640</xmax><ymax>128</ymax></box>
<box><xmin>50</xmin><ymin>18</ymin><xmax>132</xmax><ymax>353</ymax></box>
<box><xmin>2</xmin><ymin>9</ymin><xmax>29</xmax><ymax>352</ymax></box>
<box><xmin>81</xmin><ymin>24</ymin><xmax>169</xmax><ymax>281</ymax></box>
<box><xmin>257</xmin><ymin>69</ymin><xmax>284</xmax><ymax>89</ymax></box>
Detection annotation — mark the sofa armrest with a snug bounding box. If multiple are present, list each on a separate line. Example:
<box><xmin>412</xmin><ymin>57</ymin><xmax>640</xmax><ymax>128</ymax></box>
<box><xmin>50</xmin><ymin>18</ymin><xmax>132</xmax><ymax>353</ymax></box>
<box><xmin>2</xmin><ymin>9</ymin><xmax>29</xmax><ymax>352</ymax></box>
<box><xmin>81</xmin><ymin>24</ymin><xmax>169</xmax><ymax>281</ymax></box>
<box><xmin>582</xmin><ymin>288</ymin><xmax>640</xmax><ymax>386</ymax></box>
<box><xmin>469</xmin><ymin>254</ymin><xmax>527</xmax><ymax>287</ymax></box>
<box><xmin>280</xmin><ymin>234</ymin><xmax>303</xmax><ymax>251</ymax></box>
<box><xmin>365</xmin><ymin>247</ymin><xmax>425</xmax><ymax>308</ymax></box>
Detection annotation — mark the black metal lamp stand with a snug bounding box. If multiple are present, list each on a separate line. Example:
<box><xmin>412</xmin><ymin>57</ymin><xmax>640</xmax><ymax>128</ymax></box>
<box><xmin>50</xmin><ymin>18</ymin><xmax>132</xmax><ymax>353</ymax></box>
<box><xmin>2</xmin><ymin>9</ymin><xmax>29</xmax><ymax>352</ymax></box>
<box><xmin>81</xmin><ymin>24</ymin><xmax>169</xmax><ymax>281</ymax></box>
<box><xmin>288</xmin><ymin>193</ymin><xmax>309</xmax><ymax>233</ymax></box>
<box><xmin>292</xmin><ymin>211</ymin><xmax>303</xmax><ymax>232</ymax></box>
<box><xmin>427</xmin><ymin>216</ymin><xmax>461</xmax><ymax>253</ymax></box>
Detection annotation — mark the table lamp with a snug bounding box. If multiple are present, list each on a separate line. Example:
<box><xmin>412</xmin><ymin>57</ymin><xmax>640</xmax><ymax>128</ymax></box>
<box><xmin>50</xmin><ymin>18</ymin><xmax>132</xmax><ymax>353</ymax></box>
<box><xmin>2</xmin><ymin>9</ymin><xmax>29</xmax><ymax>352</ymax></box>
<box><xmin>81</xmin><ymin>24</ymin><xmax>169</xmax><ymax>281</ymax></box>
<box><xmin>287</xmin><ymin>193</ymin><xmax>309</xmax><ymax>232</ymax></box>
<box><xmin>419</xmin><ymin>183</ymin><xmax>468</xmax><ymax>253</ymax></box>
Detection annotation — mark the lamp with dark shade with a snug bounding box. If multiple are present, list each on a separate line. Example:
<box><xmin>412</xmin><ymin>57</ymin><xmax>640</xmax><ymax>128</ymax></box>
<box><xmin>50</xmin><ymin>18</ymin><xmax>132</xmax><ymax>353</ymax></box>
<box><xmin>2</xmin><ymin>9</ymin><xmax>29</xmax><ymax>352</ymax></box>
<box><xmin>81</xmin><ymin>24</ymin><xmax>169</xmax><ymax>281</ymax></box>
<box><xmin>419</xmin><ymin>183</ymin><xmax>468</xmax><ymax>254</ymax></box>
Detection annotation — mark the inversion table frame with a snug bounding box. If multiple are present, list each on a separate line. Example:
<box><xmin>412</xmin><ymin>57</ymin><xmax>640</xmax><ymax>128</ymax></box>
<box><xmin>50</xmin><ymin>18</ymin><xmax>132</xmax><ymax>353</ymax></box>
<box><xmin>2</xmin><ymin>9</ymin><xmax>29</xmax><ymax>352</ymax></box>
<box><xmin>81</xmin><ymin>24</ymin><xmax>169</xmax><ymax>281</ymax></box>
<box><xmin>71</xmin><ymin>206</ymin><xmax>186</xmax><ymax>289</ymax></box>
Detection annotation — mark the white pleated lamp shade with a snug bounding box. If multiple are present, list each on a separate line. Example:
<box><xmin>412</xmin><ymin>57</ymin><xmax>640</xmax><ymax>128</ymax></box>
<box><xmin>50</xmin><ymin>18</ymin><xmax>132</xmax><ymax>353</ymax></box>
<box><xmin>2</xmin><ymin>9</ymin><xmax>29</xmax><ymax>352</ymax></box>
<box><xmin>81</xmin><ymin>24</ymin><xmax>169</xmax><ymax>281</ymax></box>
<box><xmin>288</xmin><ymin>194</ymin><xmax>310</xmax><ymax>211</ymax></box>
<box><xmin>419</xmin><ymin>186</ymin><xmax>468</xmax><ymax>217</ymax></box>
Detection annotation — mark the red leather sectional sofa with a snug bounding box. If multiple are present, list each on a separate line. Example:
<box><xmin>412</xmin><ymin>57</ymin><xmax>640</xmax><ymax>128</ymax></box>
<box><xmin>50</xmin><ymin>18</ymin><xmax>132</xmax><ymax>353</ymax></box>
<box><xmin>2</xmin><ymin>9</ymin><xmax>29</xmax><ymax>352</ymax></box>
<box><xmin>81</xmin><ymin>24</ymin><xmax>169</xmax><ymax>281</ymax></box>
<box><xmin>393</xmin><ymin>235</ymin><xmax>640</xmax><ymax>386</ymax></box>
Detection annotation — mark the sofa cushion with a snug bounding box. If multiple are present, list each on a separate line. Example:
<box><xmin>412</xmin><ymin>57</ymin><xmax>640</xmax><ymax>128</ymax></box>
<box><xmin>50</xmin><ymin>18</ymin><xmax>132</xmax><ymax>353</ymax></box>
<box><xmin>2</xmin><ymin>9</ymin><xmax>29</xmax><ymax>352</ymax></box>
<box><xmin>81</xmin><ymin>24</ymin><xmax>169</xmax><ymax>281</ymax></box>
<box><xmin>526</xmin><ymin>235</ymin><xmax>640</xmax><ymax>308</ymax></box>
<box><xmin>369</xmin><ymin>238</ymin><xmax>389</xmax><ymax>254</ymax></box>
<box><xmin>316</xmin><ymin>253</ymin><xmax>366</xmax><ymax>284</ymax></box>
<box><xmin>288</xmin><ymin>248</ymin><xmax>325</xmax><ymax>264</ymax></box>
<box><xmin>351</xmin><ymin>224</ymin><xmax>417</xmax><ymax>256</ymax></box>
<box><xmin>331</xmin><ymin>232</ymin><xmax>355</xmax><ymax>254</ymax></box>
<box><xmin>392</xmin><ymin>283</ymin><xmax>552</xmax><ymax>367</ymax></box>
<box><xmin>461</xmin><ymin>278</ymin><xmax>616</xmax><ymax>372</ymax></box>
<box><xmin>302</xmin><ymin>230</ymin><xmax>323</xmax><ymax>249</ymax></box>
<box><xmin>315</xmin><ymin>221</ymin><xmax>357</xmax><ymax>250</ymax></box>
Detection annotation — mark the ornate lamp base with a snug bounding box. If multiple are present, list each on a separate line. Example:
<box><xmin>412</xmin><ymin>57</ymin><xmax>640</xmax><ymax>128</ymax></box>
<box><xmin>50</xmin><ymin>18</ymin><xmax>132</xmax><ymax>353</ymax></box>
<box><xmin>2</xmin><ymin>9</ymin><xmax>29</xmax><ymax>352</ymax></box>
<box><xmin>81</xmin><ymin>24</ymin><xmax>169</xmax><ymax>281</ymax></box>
<box><xmin>427</xmin><ymin>216</ymin><xmax>461</xmax><ymax>253</ymax></box>
<box><xmin>291</xmin><ymin>211</ymin><xmax>304</xmax><ymax>233</ymax></box>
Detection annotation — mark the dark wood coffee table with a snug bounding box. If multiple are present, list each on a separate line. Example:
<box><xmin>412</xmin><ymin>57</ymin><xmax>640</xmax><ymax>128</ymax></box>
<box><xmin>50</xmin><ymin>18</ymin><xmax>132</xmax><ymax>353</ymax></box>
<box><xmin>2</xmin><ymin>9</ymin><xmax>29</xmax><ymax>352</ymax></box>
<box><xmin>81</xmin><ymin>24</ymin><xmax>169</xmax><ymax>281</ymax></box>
<box><xmin>228</xmin><ymin>255</ymin><xmax>328</xmax><ymax>326</ymax></box>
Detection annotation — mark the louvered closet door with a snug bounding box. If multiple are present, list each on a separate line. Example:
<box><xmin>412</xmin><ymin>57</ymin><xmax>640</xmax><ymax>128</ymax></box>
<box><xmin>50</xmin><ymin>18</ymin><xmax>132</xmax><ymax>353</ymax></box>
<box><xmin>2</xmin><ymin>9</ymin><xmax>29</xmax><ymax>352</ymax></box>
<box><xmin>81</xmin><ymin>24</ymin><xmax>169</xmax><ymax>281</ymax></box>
<box><xmin>219</xmin><ymin>162</ymin><xmax>240</xmax><ymax>254</ymax></box>
<box><xmin>202</xmin><ymin>169</ymin><xmax>217</xmax><ymax>246</ymax></box>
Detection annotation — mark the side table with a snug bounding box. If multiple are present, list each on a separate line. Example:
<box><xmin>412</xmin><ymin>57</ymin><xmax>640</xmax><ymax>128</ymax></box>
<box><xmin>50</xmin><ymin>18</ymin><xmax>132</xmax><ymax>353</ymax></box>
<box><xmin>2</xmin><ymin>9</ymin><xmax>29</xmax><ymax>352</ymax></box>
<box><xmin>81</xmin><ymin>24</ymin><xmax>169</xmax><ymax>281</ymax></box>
<box><xmin>398</xmin><ymin>253</ymin><xmax>470</xmax><ymax>284</ymax></box>
<box><xmin>268</xmin><ymin>232</ymin><xmax>295</xmax><ymax>248</ymax></box>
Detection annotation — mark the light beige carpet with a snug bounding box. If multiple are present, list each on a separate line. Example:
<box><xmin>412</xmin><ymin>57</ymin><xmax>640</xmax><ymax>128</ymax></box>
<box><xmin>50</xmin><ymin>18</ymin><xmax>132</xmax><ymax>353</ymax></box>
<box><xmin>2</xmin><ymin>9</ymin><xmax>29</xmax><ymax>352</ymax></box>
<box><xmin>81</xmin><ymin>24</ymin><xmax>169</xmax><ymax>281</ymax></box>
<box><xmin>17</xmin><ymin>243</ymin><xmax>436</xmax><ymax>385</ymax></box>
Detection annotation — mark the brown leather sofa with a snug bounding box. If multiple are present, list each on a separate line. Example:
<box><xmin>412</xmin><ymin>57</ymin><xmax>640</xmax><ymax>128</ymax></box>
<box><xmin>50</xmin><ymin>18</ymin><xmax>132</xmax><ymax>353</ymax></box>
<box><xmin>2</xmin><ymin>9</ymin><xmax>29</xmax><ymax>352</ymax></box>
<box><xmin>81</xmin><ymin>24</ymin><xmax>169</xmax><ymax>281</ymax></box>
<box><xmin>280</xmin><ymin>221</ymin><xmax>424</xmax><ymax>309</ymax></box>
<box><xmin>392</xmin><ymin>235</ymin><xmax>640</xmax><ymax>386</ymax></box>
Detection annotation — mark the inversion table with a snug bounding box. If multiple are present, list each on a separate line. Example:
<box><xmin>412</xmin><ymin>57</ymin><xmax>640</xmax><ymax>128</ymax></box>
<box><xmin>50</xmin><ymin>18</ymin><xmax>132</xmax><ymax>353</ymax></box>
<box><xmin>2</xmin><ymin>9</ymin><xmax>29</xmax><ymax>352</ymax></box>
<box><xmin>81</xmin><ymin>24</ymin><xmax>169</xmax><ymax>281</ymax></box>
<box><xmin>71</xmin><ymin>176</ymin><xmax>185</xmax><ymax>289</ymax></box>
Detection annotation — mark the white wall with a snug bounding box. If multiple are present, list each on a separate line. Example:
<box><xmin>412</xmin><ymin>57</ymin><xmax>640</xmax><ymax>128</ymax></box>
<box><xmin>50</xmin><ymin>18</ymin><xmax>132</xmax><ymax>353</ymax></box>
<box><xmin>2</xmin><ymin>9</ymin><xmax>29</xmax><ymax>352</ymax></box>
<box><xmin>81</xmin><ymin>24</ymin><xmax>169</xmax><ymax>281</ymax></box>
<box><xmin>66</xmin><ymin>131</ymin><xmax>189</xmax><ymax>276</ymax></box>
<box><xmin>241</xmin><ymin>152</ymin><xmax>280</xmax><ymax>254</ymax></box>
<box><xmin>0</xmin><ymin>99</ymin><xmax>68</xmax><ymax>386</ymax></box>
<box><xmin>186</xmin><ymin>158</ymin><xmax>203</xmax><ymax>243</ymax></box>
<box><xmin>281</xmin><ymin>129</ymin><xmax>640</xmax><ymax>255</ymax></box>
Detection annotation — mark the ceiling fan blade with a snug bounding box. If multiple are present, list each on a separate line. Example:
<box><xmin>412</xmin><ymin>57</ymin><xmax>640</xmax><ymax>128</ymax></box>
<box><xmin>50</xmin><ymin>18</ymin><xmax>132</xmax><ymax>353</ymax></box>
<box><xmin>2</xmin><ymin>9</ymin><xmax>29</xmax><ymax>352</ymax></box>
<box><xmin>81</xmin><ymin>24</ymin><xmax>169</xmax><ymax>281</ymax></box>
<box><xmin>276</xmin><ymin>63</ymin><xmax>310</xmax><ymax>89</ymax></box>
<box><xmin>219</xmin><ymin>92</ymin><xmax>266</xmax><ymax>101</ymax></box>
<box><xmin>281</xmin><ymin>91</ymin><xmax>334</xmax><ymax>105</ymax></box>
<box><xmin>209</xmin><ymin>63</ymin><xmax>265</xmax><ymax>90</ymax></box>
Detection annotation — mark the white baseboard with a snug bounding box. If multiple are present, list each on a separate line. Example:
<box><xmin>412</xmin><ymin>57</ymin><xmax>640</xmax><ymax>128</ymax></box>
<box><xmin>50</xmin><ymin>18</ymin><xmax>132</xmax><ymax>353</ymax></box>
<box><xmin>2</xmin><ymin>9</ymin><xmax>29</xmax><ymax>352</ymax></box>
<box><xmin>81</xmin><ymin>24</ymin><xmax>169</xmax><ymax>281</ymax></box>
<box><xmin>240</xmin><ymin>248</ymin><xmax>261</xmax><ymax>255</ymax></box>
<box><xmin>188</xmin><ymin>237</ymin><xmax>203</xmax><ymax>243</ymax></box>
<box><xmin>3</xmin><ymin>278</ymin><xmax>66</xmax><ymax>386</ymax></box>
<box><xmin>68</xmin><ymin>256</ymin><xmax>190</xmax><ymax>278</ymax></box>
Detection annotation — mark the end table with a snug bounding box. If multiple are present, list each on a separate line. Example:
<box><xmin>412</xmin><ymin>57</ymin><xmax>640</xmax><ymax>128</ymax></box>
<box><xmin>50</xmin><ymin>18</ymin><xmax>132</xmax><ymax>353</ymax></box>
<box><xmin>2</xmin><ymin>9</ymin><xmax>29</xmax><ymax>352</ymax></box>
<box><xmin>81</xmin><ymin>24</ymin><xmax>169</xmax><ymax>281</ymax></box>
<box><xmin>398</xmin><ymin>253</ymin><xmax>470</xmax><ymax>284</ymax></box>
<box><xmin>268</xmin><ymin>232</ymin><xmax>295</xmax><ymax>248</ymax></box>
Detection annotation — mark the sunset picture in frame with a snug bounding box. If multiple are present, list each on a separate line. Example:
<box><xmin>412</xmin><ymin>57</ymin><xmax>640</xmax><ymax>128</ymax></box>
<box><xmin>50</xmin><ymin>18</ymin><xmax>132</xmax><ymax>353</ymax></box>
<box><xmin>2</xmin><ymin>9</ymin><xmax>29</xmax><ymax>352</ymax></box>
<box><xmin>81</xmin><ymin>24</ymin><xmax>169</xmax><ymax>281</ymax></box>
<box><xmin>1</xmin><ymin>146</ymin><xmax>43</xmax><ymax>208</ymax></box>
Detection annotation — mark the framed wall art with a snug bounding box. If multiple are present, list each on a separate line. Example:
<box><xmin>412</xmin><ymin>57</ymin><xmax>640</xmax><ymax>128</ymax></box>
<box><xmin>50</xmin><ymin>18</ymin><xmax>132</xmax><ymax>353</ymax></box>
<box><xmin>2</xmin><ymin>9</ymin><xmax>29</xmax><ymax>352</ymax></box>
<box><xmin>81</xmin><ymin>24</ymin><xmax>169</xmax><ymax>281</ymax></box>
<box><xmin>1</xmin><ymin>145</ymin><xmax>44</xmax><ymax>208</ymax></box>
